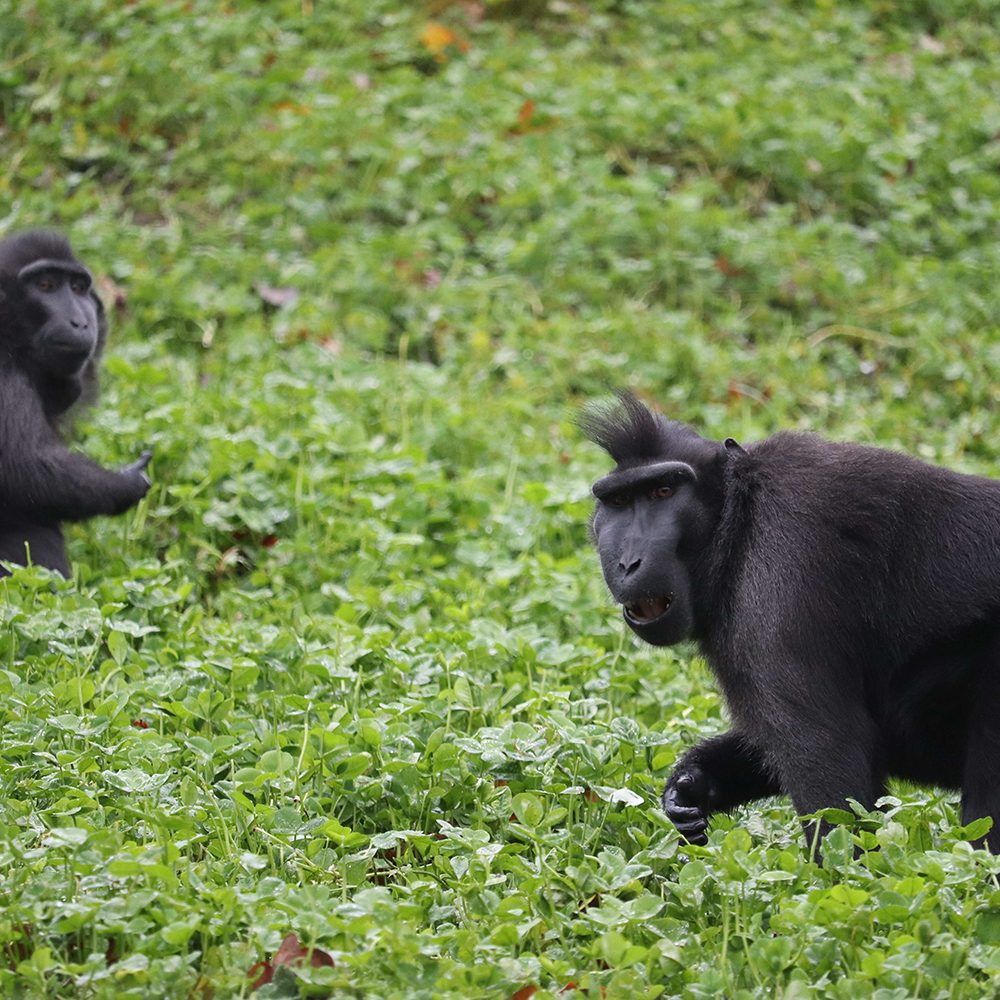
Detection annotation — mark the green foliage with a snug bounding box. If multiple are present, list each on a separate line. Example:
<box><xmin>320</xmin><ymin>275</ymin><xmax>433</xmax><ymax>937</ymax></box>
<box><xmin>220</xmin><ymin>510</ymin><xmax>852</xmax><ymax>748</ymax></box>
<box><xmin>2</xmin><ymin>0</ymin><xmax>1000</xmax><ymax>996</ymax></box>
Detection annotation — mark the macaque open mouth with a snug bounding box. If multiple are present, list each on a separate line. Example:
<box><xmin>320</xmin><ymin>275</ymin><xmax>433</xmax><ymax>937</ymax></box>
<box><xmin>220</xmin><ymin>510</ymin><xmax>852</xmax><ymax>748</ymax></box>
<box><xmin>624</xmin><ymin>594</ymin><xmax>674</xmax><ymax>624</ymax></box>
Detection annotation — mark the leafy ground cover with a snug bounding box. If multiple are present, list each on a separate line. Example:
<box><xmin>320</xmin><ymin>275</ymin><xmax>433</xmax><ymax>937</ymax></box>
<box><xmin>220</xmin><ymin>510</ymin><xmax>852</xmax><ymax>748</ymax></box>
<box><xmin>3</xmin><ymin>0</ymin><xmax>1000</xmax><ymax>996</ymax></box>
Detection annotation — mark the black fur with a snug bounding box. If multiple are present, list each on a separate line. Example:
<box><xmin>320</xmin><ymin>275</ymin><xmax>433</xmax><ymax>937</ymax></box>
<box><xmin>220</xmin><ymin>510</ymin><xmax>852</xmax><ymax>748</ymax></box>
<box><xmin>585</xmin><ymin>391</ymin><xmax>1000</xmax><ymax>852</ymax></box>
<box><xmin>0</xmin><ymin>230</ymin><xmax>150</xmax><ymax>576</ymax></box>
<box><xmin>578</xmin><ymin>390</ymin><xmax>668</xmax><ymax>465</ymax></box>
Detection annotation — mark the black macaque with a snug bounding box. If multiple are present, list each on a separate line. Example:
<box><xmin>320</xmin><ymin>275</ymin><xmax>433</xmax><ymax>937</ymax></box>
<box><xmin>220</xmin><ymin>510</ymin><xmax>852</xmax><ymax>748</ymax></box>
<box><xmin>0</xmin><ymin>230</ymin><xmax>150</xmax><ymax>576</ymax></box>
<box><xmin>583</xmin><ymin>391</ymin><xmax>1000</xmax><ymax>853</ymax></box>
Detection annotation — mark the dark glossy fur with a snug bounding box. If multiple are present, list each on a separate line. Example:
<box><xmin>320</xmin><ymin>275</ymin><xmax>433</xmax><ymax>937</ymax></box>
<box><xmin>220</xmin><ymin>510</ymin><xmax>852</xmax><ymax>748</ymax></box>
<box><xmin>585</xmin><ymin>392</ymin><xmax>1000</xmax><ymax>852</ymax></box>
<box><xmin>0</xmin><ymin>230</ymin><xmax>149</xmax><ymax>576</ymax></box>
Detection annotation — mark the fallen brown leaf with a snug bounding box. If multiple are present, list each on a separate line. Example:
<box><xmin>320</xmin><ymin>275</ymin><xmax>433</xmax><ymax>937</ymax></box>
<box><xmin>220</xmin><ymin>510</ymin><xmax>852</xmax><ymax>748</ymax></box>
<box><xmin>255</xmin><ymin>284</ymin><xmax>299</xmax><ymax>309</ymax></box>
<box><xmin>248</xmin><ymin>933</ymin><xmax>335</xmax><ymax>990</ymax></box>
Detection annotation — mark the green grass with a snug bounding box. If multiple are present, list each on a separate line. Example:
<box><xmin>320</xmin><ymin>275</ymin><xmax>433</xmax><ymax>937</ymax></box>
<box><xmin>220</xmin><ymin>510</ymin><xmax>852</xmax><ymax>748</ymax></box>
<box><xmin>3</xmin><ymin>0</ymin><xmax>1000</xmax><ymax>996</ymax></box>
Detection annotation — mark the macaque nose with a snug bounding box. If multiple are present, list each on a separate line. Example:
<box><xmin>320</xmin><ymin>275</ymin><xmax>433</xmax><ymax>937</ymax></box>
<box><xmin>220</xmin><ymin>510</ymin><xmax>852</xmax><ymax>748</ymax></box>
<box><xmin>619</xmin><ymin>557</ymin><xmax>642</xmax><ymax>577</ymax></box>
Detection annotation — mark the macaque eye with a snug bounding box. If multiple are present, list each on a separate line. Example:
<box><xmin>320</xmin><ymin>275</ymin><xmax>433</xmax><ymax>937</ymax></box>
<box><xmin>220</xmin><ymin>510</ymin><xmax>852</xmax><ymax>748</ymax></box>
<box><xmin>69</xmin><ymin>277</ymin><xmax>89</xmax><ymax>294</ymax></box>
<box><xmin>605</xmin><ymin>493</ymin><xmax>631</xmax><ymax>508</ymax></box>
<box><xmin>34</xmin><ymin>276</ymin><xmax>56</xmax><ymax>292</ymax></box>
<box><xmin>652</xmin><ymin>485</ymin><xmax>675</xmax><ymax>499</ymax></box>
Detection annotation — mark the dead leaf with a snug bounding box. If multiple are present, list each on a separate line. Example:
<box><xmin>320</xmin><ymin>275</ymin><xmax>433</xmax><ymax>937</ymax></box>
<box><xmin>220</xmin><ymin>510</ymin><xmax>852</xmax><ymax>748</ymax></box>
<box><xmin>463</xmin><ymin>1</ymin><xmax>485</xmax><ymax>22</ymax></box>
<box><xmin>275</xmin><ymin>932</ymin><xmax>334</xmax><ymax>971</ymax></box>
<box><xmin>247</xmin><ymin>960</ymin><xmax>271</xmax><ymax>991</ymax></box>
<box><xmin>508</xmin><ymin>100</ymin><xmax>557</xmax><ymax>136</ymax></box>
<box><xmin>918</xmin><ymin>34</ymin><xmax>945</xmax><ymax>55</ymax></box>
<box><xmin>713</xmin><ymin>255</ymin><xmax>745</xmax><ymax>278</ymax></box>
<box><xmin>248</xmin><ymin>933</ymin><xmax>335</xmax><ymax>990</ymax></box>
<box><xmin>421</xmin><ymin>21</ymin><xmax>455</xmax><ymax>51</ymax></box>
<box><xmin>214</xmin><ymin>546</ymin><xmax>246</xmax><ymax>578</ymax></box>
<box><xmin>255</xmin><ymin>284</ymin><xmax>299</xmax><ymax>309</ymax></box>
<box><xmin>511</xmin><ymin>987</ymin><xmax>538</xmax><ymax>1000</ymax></box>
<box><xmin>427</xmin><ymin>0</ymin><xmax>484</xmax><ymax>20</ymax></box>
<box><xmin>273</xmin><ymin>101</ymin><xmax>310</xmax><ymax>115</ymax></box>
<box><xmin>419</xmin><ymin>21</ymin><xmax>468</xmax><ymax>61</ymax></box>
